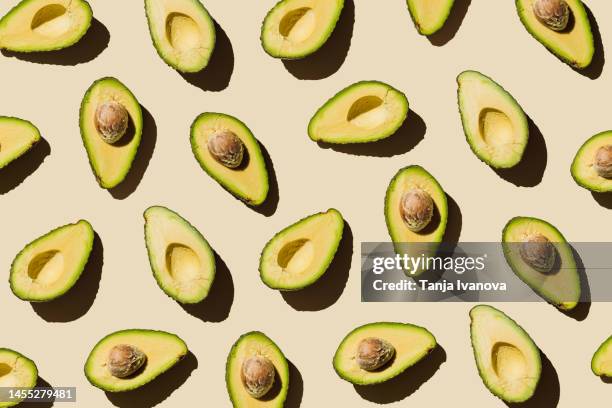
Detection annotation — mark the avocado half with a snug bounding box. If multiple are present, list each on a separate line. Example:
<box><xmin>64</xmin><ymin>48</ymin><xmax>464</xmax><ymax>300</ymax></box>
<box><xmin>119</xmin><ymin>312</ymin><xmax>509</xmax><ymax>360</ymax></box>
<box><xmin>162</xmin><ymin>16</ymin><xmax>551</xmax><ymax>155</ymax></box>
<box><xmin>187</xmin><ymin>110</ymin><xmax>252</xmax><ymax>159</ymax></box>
<box><xmin>406</xmin><ymin>0</ymin><xmax>455</xmax><ymax>35</ymax></box>
<box><xmin>261</xmin><ymin>0</ymin><xmax>344</xmax><ymax>59</ymax></box>
<box><xmin>515</xmin><ymin>0</ymin><xmax>594</xmax><ymax>69</ymax></box>
<box><xmin>470</xmin><ymin>305</ymin><xmax>541</xmax><ymax>403</ymax></box>
<box><xmin>591</xmin><ymin>335</ymin><xmax>612</xmax><ymax>378</ymax></box>
<box><xmin>333</xmin><ymin>322</ymin><xmax>437</xmax><ymax>385</ymax></box>
<box><xmin>10</xmin><ymin>220</ymin><xmax>94</xmax><ymax>302</ymax></box>
<box><xmin>0</xmin><ymin>0</ymin><xmax>92</xmax><ymax>52</ymax></box>
<box><xmin>457</xmin><ymin>70</ymin><xmax>529</xmax><ymax>169</ymax></box>
<box><xmin>259</xmin><ymin>208</ymin><xmax>344</xmax><ymax>291</ymax></box>
<box><xmin>502</xmin><ymin>216</ymin><xmax>580</xmax><ymax>311</ymax></box>
<box><xmin>145</xmin><ymin>0</ymin><xmax>216</xmax><ymax>73</ymax></box>
<box><xmin>0</xmin><ymin>348</ymin><xmax>38</xmax><ymax>408</ymax></box>
<box><xmin>226</xmin><ymin>331</ymin><xmax>289</xmax><ymax>407</ymax></box>
<box><xmin>190</xmin><ymin>112</ymin><xmax>269</xmax><ymax>206</ymax></box>
<box><xmin>84</xmin><ymin>329</ymin><xmax>188</xmax><ymax>392</ymax></box>
<box><xmin>0</xmin><ymin>116</ymin><xmax>41</xmax><ymax>170</ymax></box>
<box><xmin>308</xmin><ymin>81</ymin><xmax>409</xmax><ymax>144</ymax></box>
<box><xmin>144</xmin><ymin>206</ymin><xmax>216</xmax><ymax>304</ymax></box>
<box><xmin>571</xmin><ymin>131</ymin><xmax>612</xmax><ymax>193</ymax></box>
<box><xmin>79</xmin><ymin>77</ymin><xmax>143</xmax><ymax>189</ymax></box>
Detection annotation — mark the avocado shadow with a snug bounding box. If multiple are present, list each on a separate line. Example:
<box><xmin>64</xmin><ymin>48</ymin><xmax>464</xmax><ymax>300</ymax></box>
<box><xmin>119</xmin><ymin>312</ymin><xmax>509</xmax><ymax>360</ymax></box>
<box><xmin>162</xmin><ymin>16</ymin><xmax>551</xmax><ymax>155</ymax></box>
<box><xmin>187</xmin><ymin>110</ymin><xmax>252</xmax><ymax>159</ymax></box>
<box><xmin>444</xmin><ymin>193</ymin><xmax>463</xmax><ymax>245</ymax></box>
<box><xmin>31</xmin><ymin>231</ymin><xmax>103</xmax><ymax>322</ymax></box>
<box><xmin>1</xmin><ymin>18</ymin><xmax>109</xmax><ymax>65</ymax></box>
<box><xmin>427</xmin><ymin>0</ymin><xmax>472</xmax><ymax>46</ymax></box>
<box><xmin>179</xmin><ymin>250</ymin><xmax>234</xmax><ymax>322</ymax></box>
<box><xmin>282</xmin><ymin>0</ymin><xmax>354</xmax><ymax>80</ymax></box>
<box><xmin>285</xmin><ymin>360</ymin><xmax>304</xmax><ymax>408</ymax></box>
<box><xmin>602</xmin><ymin>376</ymin><xmax>612</xmax><ymax>384</ymax></box>
<box><xmin>316</xmin><ymin>110</ymin><xmax>426</xmax><ymax>157</ymax></box>
<box><xmin>109</xmin><ymin>105</ymin><xmax>157</xmax><ymax>200</ymax></box>
<box><xmin>180</xmin><ymin>20</ymin><xmax>233</xmax><ymax>92</ymax></box>
<box><xmin>19</xmin><ymin>377</ymin><xmax>55</xmax><ymax>408</ymax></box>
<box><xmin>573</xmin><ymin>3</ymin><xmax>605</xmax><ymax>80</ymax></box>
<box><xmin>560</xmin><ymin>246</ymin><xmax>591</xmax><ymax>321</ymax></box>
<box><xmin>281</xmin><ymin>221</ymin><xmax>353</xmax><ymax>311</ymax></box>
<box><xmin>0</xmin><ymin>137</ymin><xmax>50</xmax><ymax>195</ymax></box>
<box><xmin>591</xmin><ymin>192</ymin><xmax>612</xmax><ymax>209</ymax></box>
<box><xmin>505</xmin><ymin>350</ymin><xmax>560</xmax><ymax>408</ymax></box>
<box><xmin>493</xmin><ymin>115</ymin><xmax>547</xmax><ymax>187</ymax></box>
<box><xmin>250</xmin><ymin>142</ymin><xmax>280</xmax><ymax>217</ymax></box>
<box><xmin>354</xmin><ymin>344</ymin><xmax>446</xmax><ymax>404</ymax></box>
<box><xmin>106</xmin><ymin>351</ymin><xmax>197</xmax><ymax>408</ymax></box>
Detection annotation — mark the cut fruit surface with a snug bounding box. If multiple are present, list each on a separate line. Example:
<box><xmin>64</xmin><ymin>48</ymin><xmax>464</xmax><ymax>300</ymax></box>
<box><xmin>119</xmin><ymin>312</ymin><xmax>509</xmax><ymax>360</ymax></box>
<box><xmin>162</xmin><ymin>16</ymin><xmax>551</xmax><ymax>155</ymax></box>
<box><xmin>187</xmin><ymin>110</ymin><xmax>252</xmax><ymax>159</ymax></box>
<box><xmin>0</xmin><ymin>116</ymin><xmax>41</xmax><ymax>169</ymax></box>
<box><xmin>592</xmin><ymin>336</ymin><xmax>612</xmax><ymax>378</ymax></box>
<box><xmin>406</xmin><ymin>0</ymin><xmax>455</xmax><ymax>35</ymax></box>
<box><xmin>571</xmin><ymin>131</ymin><xmax>612</xmax><ymax>192</ymax></box>
<box><xmin>0</xmin><ymin>348</ymin><xmax>37</xmax><ymax>408</ymax></box>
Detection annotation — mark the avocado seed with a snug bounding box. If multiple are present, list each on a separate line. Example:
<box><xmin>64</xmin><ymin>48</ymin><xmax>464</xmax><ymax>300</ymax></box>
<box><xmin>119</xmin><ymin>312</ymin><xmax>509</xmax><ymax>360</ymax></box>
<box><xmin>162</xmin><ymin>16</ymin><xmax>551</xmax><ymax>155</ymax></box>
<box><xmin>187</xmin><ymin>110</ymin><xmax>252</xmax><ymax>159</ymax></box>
<box><xmin>400</xmin><ymin>188</ymin><xmax>434</xmax><ymax>232</ymax></box>
<box><xmin>533</xmin><ymin>0</ymin><xmax>570</xmax><ymax>31</ymax></box>
<box><xmin>241</xmin><ymin>356</ymin><xmax>275</xmax><ymax>399</ymax></box>
<box><xmin>519</xmin><ymin>234</ymin><xmax>556</xmax><ymax>273</ymax></box>
<box><xmin>356</xmin><ymin>337</ymin><xmax>395</xmax><ymax>371</ymax></box>
<box><xmin>594</xmin><ymin>145</ymin><xmax>612</xmax><ymax>179</ymax></box>
<box><xmin>107</xmin><ymin>344</ymin><xmax>146</xmax><ymax>378</ymax></box>
<box><xmin>207</xmin><ymin>130</ymin><xmax>245</xmax><ymax>168</ymax></box>
<box><xmin>95</xmin><ymin>101</ymin><xmax>129</xmax><ymax>144</ymax></box>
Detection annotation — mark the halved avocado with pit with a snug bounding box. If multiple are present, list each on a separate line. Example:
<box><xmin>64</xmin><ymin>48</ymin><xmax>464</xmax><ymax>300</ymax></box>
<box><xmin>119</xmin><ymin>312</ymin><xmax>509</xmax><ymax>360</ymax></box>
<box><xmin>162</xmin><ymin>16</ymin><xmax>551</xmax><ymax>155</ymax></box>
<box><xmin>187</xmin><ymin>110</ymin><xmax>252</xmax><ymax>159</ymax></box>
<box><xmin>259</xmin><ymin>208</ymin><xmax>344</xmax><ymax>291</ymax></box>
<box><xmin>470</xmin><ymin>305</ymin><xmax>541</xmax><ymax>403</ymax></box>
<box><xmin>190</xmin><ymin>112</ymin><xmax>269</xmax><ymax>206</ymax></box>
<box><xmin>261</xmin><ymin>0</ymin><xmax>344</xmax><ymax>59</ymax></box>
<box><xmin>406</xmin><ymin>0</ymin><xmax>455</xmax><ymax>35</ymax></box>
<box><xmin>10</xmin><ymin>220</ymin><xmax>94</xmax><ymax>302</ymax></box>
<box><xmin>0</xmin><ymin>348</ymin><xmax>38</xmax><ymax>408</ymax></box>
<box><xmin>144</xmin><ymin>206</ymin><xmax>216</xmax><ymax>304</ymax></box>
<box><xmin>0</xmin><ymin>116</ymin><xmax>41</xmax><ymax>170</ymax></box>
<box><xmin>0</xmin><ymin>0</ymin><xmax>92</xmax><ymax>52</ymax></box>
<box><xmin>515</xmin><ymin>0</ymin><xmax>594</xmax><ymax>69</ymax></box>
<box><xmin>333</xmin><ymin>322</ymin><xmax>437</xmax><ymax>385</ymax></box>
<box><xmin>79</xmin><ymin>77</ymin><xmax>143</xmax><ymax>189</ymax></box>
<box><xmin>457</xmin><ymin>70</ymin><xmax>529</xmax><ymax>169</ymax></box>
<box><xmin>226</xmin><ymin>331</ymin><xmax>289</xmax><ymax>407</ymax></box>
<box><xmin>84</xmin><ymin>329</ymin><xmax>188</xmax><ymax>392</ymax></box>
<box><xmin>571</xmin><ymin>131</ymin><xmax>612</xmax><ymax>192</ymax></box>
<box><xmin>145</xmin><ymin>0</ymin><xmax>216</xmax><ymax>73</ymax></box>
<box><xmin>308</xmin><ymin>81</ymin><xmax>409</xmax><ymax>144</ymax></box>
<box><xmin>502</xmin><ymin>216</ymin><xmax>580</xmax><ymax>311</ymax></box>
<box><xmin>591</xmin><ymin>335</ymin><xmax>612</xmax><ymax>378</ymax></box>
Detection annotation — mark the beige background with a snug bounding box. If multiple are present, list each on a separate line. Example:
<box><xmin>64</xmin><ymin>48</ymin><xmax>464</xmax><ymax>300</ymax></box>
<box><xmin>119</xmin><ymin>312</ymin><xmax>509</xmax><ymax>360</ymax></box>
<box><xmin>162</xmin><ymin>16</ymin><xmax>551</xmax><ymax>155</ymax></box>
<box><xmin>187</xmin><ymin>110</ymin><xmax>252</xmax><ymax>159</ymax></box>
<box><xmin>1</xmin><ymin>0</ymin><xmax>611</xmax><ymax>406</ymax></box>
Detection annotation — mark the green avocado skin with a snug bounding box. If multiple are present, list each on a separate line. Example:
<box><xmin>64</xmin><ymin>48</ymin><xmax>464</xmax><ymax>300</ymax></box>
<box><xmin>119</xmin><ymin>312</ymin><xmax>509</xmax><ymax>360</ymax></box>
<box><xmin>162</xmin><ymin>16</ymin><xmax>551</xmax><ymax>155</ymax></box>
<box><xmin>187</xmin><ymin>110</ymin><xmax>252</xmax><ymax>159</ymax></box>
<box><xmin>571</xmin><ymin>131</ymin><xmax>612</xmax><ymax>193</ymax></box>
<box><xmin>0</xmin><ymin>348</ymin><xmax>38</xmax><ymax>408</ymax></box>
<box><xmin>591</xmin><ymin>335</ymin><xmax>612</xmax><ymax>377</ymax></box>
<box><xmin>0</xmin><ymin>116</ymin><xmax>41</xmax><ymax>170</ymax></box>
<box><xmin>406</xmin><ymin>0</ymin><xmax>455</xmax><ymax>36</ymax></box>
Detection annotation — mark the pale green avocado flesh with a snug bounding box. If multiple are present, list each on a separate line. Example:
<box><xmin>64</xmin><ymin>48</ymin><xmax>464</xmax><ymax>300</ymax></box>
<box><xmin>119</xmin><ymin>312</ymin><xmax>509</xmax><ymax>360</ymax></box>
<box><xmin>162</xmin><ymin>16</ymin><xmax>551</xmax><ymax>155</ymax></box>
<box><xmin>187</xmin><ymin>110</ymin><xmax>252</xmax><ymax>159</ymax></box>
<box><xmin>10</xmin><ymin>220</ymin><xmax>94</xmax><ymax>302</ymax></box>
<box><xmin>457</xmin><ymin>70</ymin><xmax>529</xmax><ymax>169</ymax></box>
<box><xmin>591</xmin><ymin>336</ymin><xmax>612</xmax><ymax>378</ymax></box>
<box><xmin>571</xmin><ymin>131</ymin><xmax>612</xmax><ymax>192</ymax></box>
<box><xmin>0</xmin><ymin>116</ymin><xmax>41</xmax><ymax>169</ymax></box>
<box><xmin>145</xmin><ymin>0</ymin><xmax>216</xmax><ymax>73</ymax></box>
<box><xmin>470</xmin><ymin>305</ymin><xmax>541</xmax><ymax>403</ymax></box>
<box><xmin>308</xmin><ymin>81</ymin><xmax>409</xmax><ymax>144</ymax></box>
<box><xmin>259</xmin><ymin>209</ymin><xmax>343</xmax><ymax>290</ymax></box>
<box><xmin>502</xmin><ymin>216</ymin><xmax>580</xmax><ymax>311</ymax></box>
<box><xmin>144</xmin><ymin>206</ymin><xmax>216</xmax><ymax>304</ymax></box>
<box><xmin>333</xmin><ymin>322</ymin><xmax>436</xmax><ymax>385</ymax></box>
<box><xmin>261</xmin><ymin>0</ymin><xmax>344</xmax><ymax>59</ymax></box>
<box><xmin>406</xmin><ymin>0</ymin><xmax>455</xmax><ymax>35</ymax></box>
<box><xmin>84</xmin><ymin>329</ymin><xmax>188</xmax><ymax>392</ymax></box>
<box><xmin>0</xmin><ymin>348</ymin><xmax>38</xmax><ymax>408</ymax></box>
<box><xmin>226</xmin><ymin>331</ymin><xmax>289</xmax><ymax>407</ymax></box>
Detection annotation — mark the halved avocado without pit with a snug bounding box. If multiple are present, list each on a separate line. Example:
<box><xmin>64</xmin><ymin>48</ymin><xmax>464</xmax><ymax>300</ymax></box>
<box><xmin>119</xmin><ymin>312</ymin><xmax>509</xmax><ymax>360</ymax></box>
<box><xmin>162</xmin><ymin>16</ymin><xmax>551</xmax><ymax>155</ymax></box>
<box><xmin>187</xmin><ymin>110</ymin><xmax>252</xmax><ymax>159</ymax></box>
<box><xmin>515</xmin><ymin>0</ymin><xmax>594</xmax><ymax>69</ymax></box>
<box><xmin>226</xmin><ymin>331</ymin><xmax>289</xmax><ymax>407</ymax></box>
<box><xmin>308</xmin><ymin>81</ymin><xmax>409</xmax><ymax>144</ymax></box>
<box><xmin>406</xmin><ymin>0</ymin><xmax>455</xmax><ymax>35</ymax></box>
<box><xmin>0</xmin><ymin>348</ymin><xmax>38</xmax><ymax>408</ymax></box>
<box><xmin>592</xmin><ymin>335</ymin><xmax>612</xmax><ymax>378</ymax></box>
<box><xmin>0</xmin><ymin>116</ymin><xmax>41</xmax><ymax>170</ymax></box>
<box><xmin>333</xmin><ymin>322</ymin><xmax>437</xmax><ymax>385</ymax></box>
<box><xmin>79</xmin><ymin>77</ymin><xmax>143</xmax><ymax>189</ymax></box>
<box><xmin>259</xmin><ymin>208</ymin><xmax>344</xmax><ymax>291</ymax></box>
<box><xmin>144</xmin><ymin>206</ymin><xmax>216</xmax><ymax>304</ymax></box>
<box><xmin>145</xmin><ymin>0</ymin><xmax>216</xmax><ymax>73</ymax></box>
<box><xmin>84</xmin><ymin>329</ymin><xmax>188</xmax><ymax>392</ymax></box>
<box><xmin>457</xmin><ymin>70</ymin><xmax>529</xmax><ymax>169</ymax></box>
<box><xmin>470</xmin><ymin>305</ymin><xmax>541</xmax><ymax>403</ymax></box>
<box><xmin>10</xmin><ymin>220</ymin><xmax>94</xmax><ymax>302</ymax></box>
<box><xmin>0</xmin><ymin>0</ymin><xmax>92</xmax><ymax>52</ymax></box>
<box><xmin>571</xmin><ymin>131</ymin><xmax>612</xmax><ymax>192</ymax></box>
<box><xmin>261</xmin><ymin>0</ymin><xmax>344</xmax><ymax>59</ymax></box>
<box><xmin>190</xmin><ymin>112</ymin><xmax>269</xmax><ymax>206</ymax></box>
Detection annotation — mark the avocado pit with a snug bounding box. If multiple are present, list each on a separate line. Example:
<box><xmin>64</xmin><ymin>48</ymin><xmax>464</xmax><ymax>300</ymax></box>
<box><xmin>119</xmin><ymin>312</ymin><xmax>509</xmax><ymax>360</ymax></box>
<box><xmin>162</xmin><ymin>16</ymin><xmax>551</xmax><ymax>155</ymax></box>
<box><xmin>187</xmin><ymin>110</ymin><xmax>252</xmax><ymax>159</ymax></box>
<box><xmin>533</xmin><ymin>0</ymin><xmax>570</xmax><ymax>31</ymax></box>
<box><xmin>95</xmin><ymin>101</ymin><xmax>129</xmax><ymax>144</ymax></box>
<box><xmin>519</xmin><ymin>234</ymin><xmax>556</xmax><ymax>273</ymax></box>
<box><xmin>207</xmin><ymin>130</ymin><xmax>245</xmax><ymax>169</ymax></box>
<box><xmin>400</xmin><ymin>188</ymin><xmax>434</xmax><ymax>232</ymax></box>
<box><xmin>356</xmin><ymin>337</ymin><xmax>395</xmax><ymax>371</ymax></box>
<box><xmin>241</xmin><ymin>355</ymin><xmax>276</xmax><ymax>399</ymax></box>
<box><xmin>107</xmin><ymin>344</ymin><xmax>147</xmax><ymax>378</ymax></box>
<box><xmin>594</xmin><ymin>145</ymin><xmax>612</xmax><ymax>179</ymax></box>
